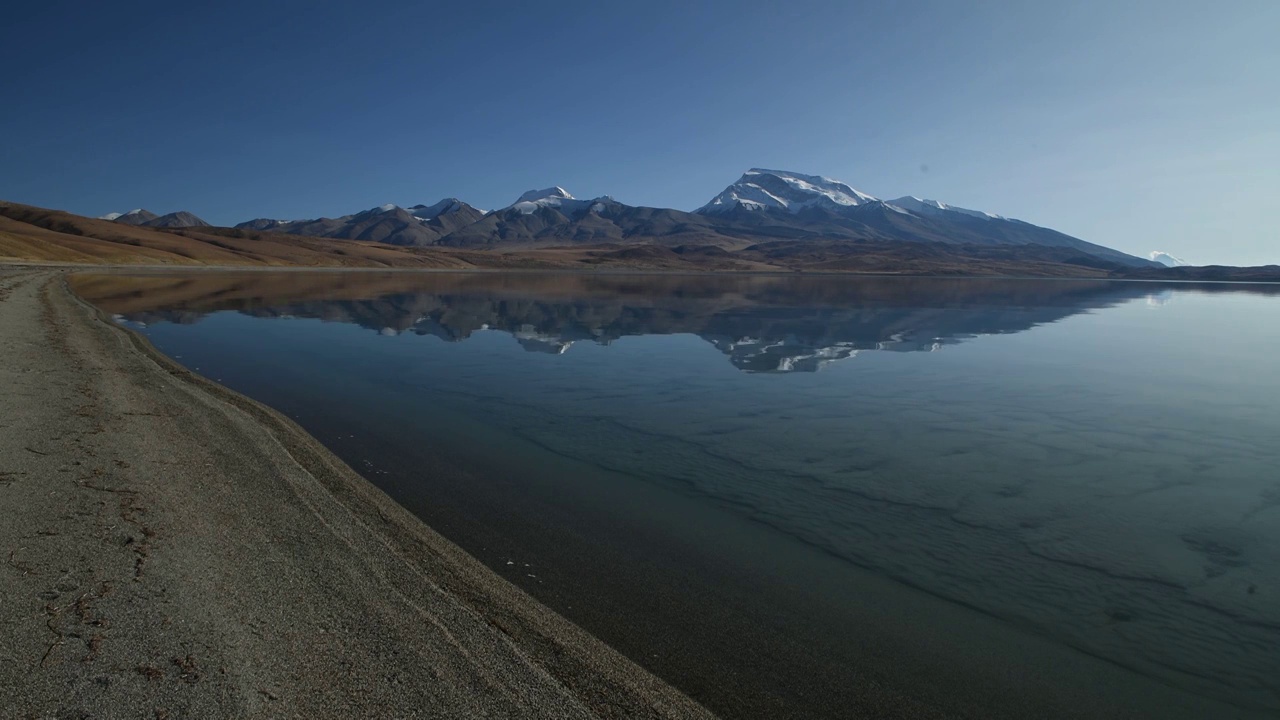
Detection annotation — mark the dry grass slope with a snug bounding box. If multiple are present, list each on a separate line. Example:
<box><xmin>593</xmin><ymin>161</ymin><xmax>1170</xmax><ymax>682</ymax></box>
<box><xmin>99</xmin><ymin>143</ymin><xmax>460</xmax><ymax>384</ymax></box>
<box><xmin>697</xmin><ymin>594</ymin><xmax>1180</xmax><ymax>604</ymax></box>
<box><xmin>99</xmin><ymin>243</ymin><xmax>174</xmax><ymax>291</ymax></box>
<box><xmin>0</xmin><ymin>202</ymin><xmax>473</xmax><ymax>268</ymax></box>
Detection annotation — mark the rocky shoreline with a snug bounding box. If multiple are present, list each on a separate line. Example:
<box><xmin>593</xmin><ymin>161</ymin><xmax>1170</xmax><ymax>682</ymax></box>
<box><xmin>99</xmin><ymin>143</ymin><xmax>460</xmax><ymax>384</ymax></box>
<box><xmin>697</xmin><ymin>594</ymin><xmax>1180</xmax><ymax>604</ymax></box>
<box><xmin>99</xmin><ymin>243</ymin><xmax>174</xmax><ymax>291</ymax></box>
<box><xmin>0</xmin><ymin>267</ymin><xmax>713</xmax><ymax>719</ymax></box>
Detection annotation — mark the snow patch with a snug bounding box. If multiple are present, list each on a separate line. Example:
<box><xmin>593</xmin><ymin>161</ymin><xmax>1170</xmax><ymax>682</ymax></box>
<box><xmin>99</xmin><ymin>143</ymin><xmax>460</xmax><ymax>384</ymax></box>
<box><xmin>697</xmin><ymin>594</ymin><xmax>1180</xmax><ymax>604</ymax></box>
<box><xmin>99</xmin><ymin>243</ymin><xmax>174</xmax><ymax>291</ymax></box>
<box><xmin>516</xmin><ymin>187</ymin><xmax>573</xmax><ymax>204</ymax></box>
<box><xmin>887</xmin><ymin>196</ymin><xmax>1002</xmax><ymax>220</ymax></box>
<box><xmin>1149</xmin><ymin>251</ymin><xmax>1189</xmax><ymax>267</ymax></box>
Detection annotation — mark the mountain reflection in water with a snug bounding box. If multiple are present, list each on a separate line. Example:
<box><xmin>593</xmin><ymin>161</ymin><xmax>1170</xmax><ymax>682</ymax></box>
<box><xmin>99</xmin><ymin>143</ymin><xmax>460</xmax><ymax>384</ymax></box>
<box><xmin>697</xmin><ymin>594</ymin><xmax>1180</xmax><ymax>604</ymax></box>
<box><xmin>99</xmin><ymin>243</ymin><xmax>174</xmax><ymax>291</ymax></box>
<box><xmin>76</xmin><ymin>272</ymin><xmax>1263</xmax><ymax>373</ymax></box>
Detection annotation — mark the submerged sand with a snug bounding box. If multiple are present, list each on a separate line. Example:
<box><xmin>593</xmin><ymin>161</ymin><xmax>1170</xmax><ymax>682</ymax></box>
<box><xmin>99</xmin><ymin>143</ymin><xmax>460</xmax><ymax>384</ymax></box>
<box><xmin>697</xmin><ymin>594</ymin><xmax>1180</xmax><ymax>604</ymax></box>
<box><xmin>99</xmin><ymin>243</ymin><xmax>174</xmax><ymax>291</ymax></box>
<box><xmin>0</xmin><ymin>268</ymin><xmax>714</xmax><ymax>719</ymax></box>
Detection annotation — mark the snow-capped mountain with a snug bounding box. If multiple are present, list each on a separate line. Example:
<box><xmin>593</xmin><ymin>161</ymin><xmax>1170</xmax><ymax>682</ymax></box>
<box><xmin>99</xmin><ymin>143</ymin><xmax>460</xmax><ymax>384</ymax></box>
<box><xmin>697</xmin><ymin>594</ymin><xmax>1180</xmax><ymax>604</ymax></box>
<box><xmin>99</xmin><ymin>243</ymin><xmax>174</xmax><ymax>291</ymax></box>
<box><xmin>698</xmin><ymin>169</ymin><xmax>1006</xmax><ymax>220</ymax></box>
<box><xmin>101</xmin><ymin>208</ymin><xmax>208</xmax><ymax>227</ymax></box>
<box><xmin>109</xmin><ymin>209</ymin><xmax>159</xmax><ymax>225</ymax></box>
<box><xmin>692</xmin><ymin>169</ymin><xmax>1152</xmax><ymax>267</ymax></box>
<box><xmin>511</xmin><ymin>187</ymin><xmax>574</xmax><ymax>213</ymax></box>
<box><xmin>698</xmin><ymin>169</ymin><xmax>877</xmax><ymax>214</ymax></box>
<box><xmin>1149</xmin><ymin>251</ymin><xmax>1189</xmax><ymax>267</ymax></box>
<box><xmin>508</xmin><ymin>187</ymin><xmax>614</xmax><ymax>216</ymax></box>
<box><xmin>886</xmin><ymin>196</ymin><xmax>1003</xmax><ymax>220</ymax></box>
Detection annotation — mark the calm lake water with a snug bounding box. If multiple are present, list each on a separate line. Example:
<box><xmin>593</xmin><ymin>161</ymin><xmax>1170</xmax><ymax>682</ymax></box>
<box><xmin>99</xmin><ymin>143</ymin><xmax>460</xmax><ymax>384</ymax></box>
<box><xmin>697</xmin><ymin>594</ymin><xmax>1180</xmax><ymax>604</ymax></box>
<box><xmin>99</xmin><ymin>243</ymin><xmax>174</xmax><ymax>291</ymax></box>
<box><xmin>80</xmin><ymin>272</ymin><xmax>1280</xmax><ymax>719</ymax></box>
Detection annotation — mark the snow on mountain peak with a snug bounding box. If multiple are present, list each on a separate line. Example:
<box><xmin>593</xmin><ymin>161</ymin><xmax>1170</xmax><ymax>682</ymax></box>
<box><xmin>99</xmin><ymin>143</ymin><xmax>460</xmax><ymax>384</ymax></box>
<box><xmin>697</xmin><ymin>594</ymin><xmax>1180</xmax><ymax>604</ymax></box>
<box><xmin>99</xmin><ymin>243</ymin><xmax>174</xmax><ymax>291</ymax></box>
<box><xmin>887</xmin><ymin>196</ymin><xmax>1002</xmax><ymax>220</ymax></box>
<box><xmin>511</xmin><ymin>186</ymin><xmax>579</xmax><ymax>214</ymax></box>
<box><xmin>408</xmin><ymin>198</ymin><xmax>474</xmax><ymax>220</ymax></box>
<box><xmin>99</xmin><ymin>212</ymin><xmax>123</xmax><ymax>220</ymax></box>
<box><xmin>696</xmin><ymin>169</ymin><xmax>1012</xmax><ymax>222</ymax></box>
<box><xmin>376</xmin><ymin>203</ymin><xmax>399</xmax><ymax>213</ymax></box>
<box><xmin>699</xmin><ymin>169</ymin><xmax>878</xmax><ymax>214</ymax></box>
<box><xmin>516</xmin><ymin>187</ymin><xmax>574</xmax><ymax>204</ymax></box>
<box><xmin>1149</xmin><ymin>251</ymin><xmax>1189</xmax><ymax>267</ymax></box>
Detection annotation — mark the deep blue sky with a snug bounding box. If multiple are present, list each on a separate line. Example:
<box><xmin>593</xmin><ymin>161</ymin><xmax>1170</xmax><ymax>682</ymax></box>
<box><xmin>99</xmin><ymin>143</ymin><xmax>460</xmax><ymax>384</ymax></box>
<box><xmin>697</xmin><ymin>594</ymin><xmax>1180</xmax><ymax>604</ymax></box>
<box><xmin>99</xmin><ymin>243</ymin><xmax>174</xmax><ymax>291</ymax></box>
<box><xmin>3</xmin><ymin>0</ymin><xmax>1276</xmax><ymax>264</ymax></box>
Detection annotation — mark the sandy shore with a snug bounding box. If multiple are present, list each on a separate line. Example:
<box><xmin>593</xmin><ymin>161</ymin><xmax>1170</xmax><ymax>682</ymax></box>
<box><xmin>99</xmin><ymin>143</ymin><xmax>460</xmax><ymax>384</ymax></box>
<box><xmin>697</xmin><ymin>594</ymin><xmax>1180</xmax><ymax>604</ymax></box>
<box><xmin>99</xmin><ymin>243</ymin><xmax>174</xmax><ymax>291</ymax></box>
<box><xmin>0</xmin><ymin>267</ymin><xmax>714</xmax><ymax>719</ymax></box>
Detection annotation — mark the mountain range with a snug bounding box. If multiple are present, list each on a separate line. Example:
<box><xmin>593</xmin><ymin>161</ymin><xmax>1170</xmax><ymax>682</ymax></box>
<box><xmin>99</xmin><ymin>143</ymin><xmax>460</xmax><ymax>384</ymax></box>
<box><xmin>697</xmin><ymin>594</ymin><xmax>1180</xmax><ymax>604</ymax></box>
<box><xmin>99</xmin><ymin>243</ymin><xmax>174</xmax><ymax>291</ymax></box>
<box><xmin>100</xmin><ymin>209</ymin><xmax>211</xmax><ymax>228</ymax></box>
<box><xmin>223</xmin><ymin>168</ymin><xmax>1157</xmax><ymax>267</ymax></box>
<box><xmin>20</xmin><ymin>167</ymin><xmax>1266</xmax><ymax>276</ymax></box>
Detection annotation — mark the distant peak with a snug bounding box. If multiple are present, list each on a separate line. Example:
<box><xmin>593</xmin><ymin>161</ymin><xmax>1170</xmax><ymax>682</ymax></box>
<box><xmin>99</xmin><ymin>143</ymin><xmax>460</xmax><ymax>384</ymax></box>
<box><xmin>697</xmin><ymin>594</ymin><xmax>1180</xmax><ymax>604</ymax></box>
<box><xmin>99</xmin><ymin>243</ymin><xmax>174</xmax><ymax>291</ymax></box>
<box><xmin>140</xmin><ymin>210</ymin><xmax>210</xmax><ymax>228</ymax></box>
<box><xmin>516</xmin><ymin>187</ymin><xmax>574</xmax><ymax>204</ymax></box>
<box><xmin>509</xmin><ymin>186</ymin><xmax>580</xmax><ymax>215</ymax></box>
<box><xmin>108</xmin><ymin>208</ymin><xmax>160</xmax><ymax>225</ymax></box>
<box><xmin>376</xmin><ymin>203</ymin><xmax>399</xmax><ymax>213</ymax></box>
<box><xmin>1149</xmin><ymin>251</ymin><xmax>1189</xmax><ymax>267</ymax></box>
<box><xmin>699</xmin><ymin>168</ymin><xmax>876</xmax><ymax>214</ymax></box>
<box><xmin>408</xmin><ymin>198</ymin><xmax>480</xmax><ymax>221</ymax></box>
<box><xmin>413</xmin><ymin>197</ymin><xmax>463</xmax><ymax>212</ymax></box>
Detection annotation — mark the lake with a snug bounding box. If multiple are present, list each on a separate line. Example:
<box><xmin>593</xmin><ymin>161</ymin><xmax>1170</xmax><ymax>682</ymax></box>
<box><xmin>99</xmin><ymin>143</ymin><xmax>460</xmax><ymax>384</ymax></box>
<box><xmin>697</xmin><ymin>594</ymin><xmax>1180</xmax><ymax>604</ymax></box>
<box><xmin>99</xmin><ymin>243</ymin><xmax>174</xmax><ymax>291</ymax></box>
<box><xmin>76</xmin><ymin>271</ymin><xmax>1280</xmax><ymax>719</ymax></box>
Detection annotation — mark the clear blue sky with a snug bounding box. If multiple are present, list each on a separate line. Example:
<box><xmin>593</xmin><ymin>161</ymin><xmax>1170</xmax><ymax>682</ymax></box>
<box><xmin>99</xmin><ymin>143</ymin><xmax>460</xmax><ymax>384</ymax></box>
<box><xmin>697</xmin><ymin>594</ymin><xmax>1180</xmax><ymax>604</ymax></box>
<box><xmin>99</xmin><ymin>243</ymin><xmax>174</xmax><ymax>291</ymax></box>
<box><xmin>3</xmin><ymin>0</ymin><xmax>1276</xmax><ymax>264</ymax></box>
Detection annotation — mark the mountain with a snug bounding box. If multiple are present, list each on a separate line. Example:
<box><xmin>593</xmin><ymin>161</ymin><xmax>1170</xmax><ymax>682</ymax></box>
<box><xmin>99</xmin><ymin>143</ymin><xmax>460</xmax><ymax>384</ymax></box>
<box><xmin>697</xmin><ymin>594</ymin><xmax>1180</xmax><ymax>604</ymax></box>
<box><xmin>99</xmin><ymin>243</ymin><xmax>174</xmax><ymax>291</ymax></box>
<box><xmin>433</xmin><ymin>188</ymin><xmax>732</xmax><ymax>247</ymax></box>
<box><xmin>696</xmin><ymin>169</ymin><xmax>1155</xmax><ymax>267</ymax></box>
<box><xmin>87</xmin><ymin>168</ymin><xmax>1160</xmax><ymax>269</ymax></box>
<box><xmin>241</xmin><ymin>188</ymin><xmax>692</xmax><ymax>249</ymax></box>
<box><xmin>110</xmin><ymin>209</ymin><xmax>158</xmax><ymax>225</ymax></box>
<box><xmin>1149</xmin><ymin>251</ymin><xmax>1189</xmax><ymax>267</ymax></box>
<box><xmin>0</xmin><ymin>200</ymin><xmax>474</xmax><ymax>268</ymax></box>
<box><xmin>100</xmin><ymin>209</ymin><xmax>209</xmax><ymax>228</ymax></box>
<box><xmin>698</xmin><ymin>169</ymin><xmax>877</xmax><ymax>214</ymax></box>
<box><xmin>235</xmin><ymin>199</ymin><xmax>486</xmax><ymax>246</ymax></box>
<box><xmin>143</xmin><ymin>211</ymin><xmax>210</xmax><ymax>228</ymax></box>
<box><xmin>510</xmin><ymin>187</ymin><xmax>581</xmax><ymax>213</ymax></box>
<box><xmin>409</xmin><ymin>198</ymin><xmax>488</xmax><ymax>235</ymax></box>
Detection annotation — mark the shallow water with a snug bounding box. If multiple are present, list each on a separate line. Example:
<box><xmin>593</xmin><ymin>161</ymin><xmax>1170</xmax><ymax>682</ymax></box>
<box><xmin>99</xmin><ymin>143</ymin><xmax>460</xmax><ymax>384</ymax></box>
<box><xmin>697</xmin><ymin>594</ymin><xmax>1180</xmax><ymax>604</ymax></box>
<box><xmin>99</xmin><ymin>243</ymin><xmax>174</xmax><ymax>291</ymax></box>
<box><xmin>81</xmin><ymin>272</ymin><xmax>1280</xmax><ymax>718</ymax></box>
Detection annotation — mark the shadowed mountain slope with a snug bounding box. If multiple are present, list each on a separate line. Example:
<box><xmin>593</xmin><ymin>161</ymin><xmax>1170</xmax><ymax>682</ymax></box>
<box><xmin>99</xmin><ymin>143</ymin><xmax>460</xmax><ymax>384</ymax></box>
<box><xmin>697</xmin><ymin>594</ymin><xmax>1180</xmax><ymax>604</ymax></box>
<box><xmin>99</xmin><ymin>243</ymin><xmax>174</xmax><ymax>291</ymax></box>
<box><xmin>237</xmin><ymin>199</ymin><xmax>487</xmax><ymax>247</ymax></box>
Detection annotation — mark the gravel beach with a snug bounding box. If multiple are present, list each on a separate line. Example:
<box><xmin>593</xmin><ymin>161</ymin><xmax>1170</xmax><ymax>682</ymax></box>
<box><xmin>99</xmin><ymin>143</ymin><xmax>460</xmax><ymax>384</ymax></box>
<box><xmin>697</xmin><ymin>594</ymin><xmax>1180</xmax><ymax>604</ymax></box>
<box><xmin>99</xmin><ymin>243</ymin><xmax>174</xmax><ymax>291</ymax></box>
<box><xmin>0</xmin><ymin>267</ymin><xmax>715</xmax><ymax>719</ymax></box>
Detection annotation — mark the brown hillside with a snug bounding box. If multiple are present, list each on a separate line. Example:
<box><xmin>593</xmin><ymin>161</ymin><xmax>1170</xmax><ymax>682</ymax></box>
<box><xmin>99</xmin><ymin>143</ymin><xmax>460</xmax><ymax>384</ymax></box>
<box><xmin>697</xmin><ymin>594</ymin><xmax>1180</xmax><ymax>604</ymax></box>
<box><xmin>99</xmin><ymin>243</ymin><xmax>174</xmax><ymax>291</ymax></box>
<box><xmin>0</xmin><ymin>202</ymin><xmax>473</xmax><ymax>268</ymax></box>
